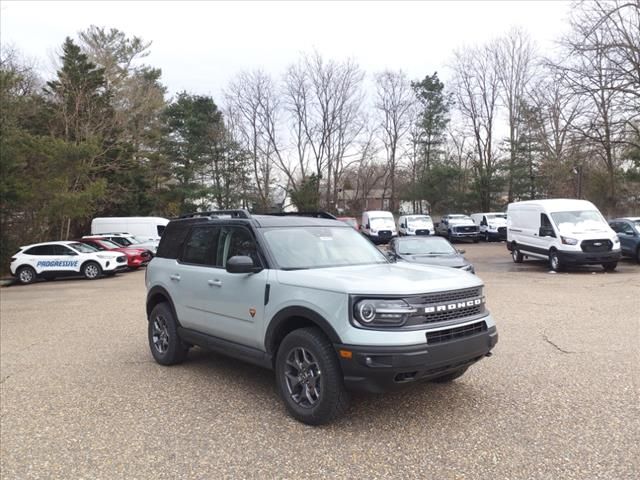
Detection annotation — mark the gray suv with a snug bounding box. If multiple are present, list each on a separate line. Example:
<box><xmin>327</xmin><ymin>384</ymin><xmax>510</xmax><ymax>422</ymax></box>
<box><xmin>145</xmin><ymin>210</ymin><xmax>498</xmax><ymax>425</ymax></box>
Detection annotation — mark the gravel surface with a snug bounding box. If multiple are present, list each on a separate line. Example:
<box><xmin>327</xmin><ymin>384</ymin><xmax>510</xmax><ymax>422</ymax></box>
<box><xmin>1</xmin><ymin>243</ymin><xmax>639</xmax><ymax>479</ymax></box>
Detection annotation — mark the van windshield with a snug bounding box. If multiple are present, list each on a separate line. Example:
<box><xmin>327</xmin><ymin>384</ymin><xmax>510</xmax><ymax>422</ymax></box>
<box><xmin>550</xmin><ymin>210</ymin><xmax>609</xmax><ymax>233</ymax></box>
<box><xmin>486</xmin><ymin>213</ymin><xmax>506</xmax><ymax>220</ymax></box>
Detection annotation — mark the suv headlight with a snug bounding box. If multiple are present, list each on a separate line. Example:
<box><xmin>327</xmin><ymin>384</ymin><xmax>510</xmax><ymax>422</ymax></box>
<box><xmin>560</xmin><ymin>236</ymin><xmax>578</xmax><ymax>245</ymax></box>
<box><xmin>353</xmin><ymin>299</ymin><xmax>417</xmax><ymax>327</ymax></box>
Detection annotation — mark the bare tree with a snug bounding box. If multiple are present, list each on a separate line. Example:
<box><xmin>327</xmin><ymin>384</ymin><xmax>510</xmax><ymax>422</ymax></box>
<box><xmin>374</xmin><ymin>70</ymin><xmax>415</xmax><ymax>211</ymax></box>
<box><xmin>451</xmin><ymin>44</ymin><xmax>501</xmax><ymax>211</ymax></box>
<box><xmin>550</xmin><ymin>5</ymin><xmax>631</xmax><ymax>210</ymax></box>
<box><xmin>494</xmin><ymin>28</ymin><xmax>536</xmax><ymax>202</ymax></box>
<box><xmin>224</xmin><ymin>70</ymin><xmax>280</xmax><ymax>211</ymax></box>
<box><xmin>283</xmin><ymin>52</ymin><xmax>366</xmax><ymax>209</ymax></box>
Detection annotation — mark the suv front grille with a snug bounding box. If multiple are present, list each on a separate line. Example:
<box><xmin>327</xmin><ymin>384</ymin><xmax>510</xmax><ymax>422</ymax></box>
<box><xmin>408</xmin><ymin>287</ymin><xmax>482</xmax><ymax>305</ymax></box>
<box><xmin>581</xmin><ymin>239</ymin><xmax>612</xmax><ymax>252</ymax></box>
<box><xmin>427</xmin><ymin>321</ymin><xmax>487</xmax><ymax>344</ymax></box>
<box><xmin>455</xmin><ymin>226</ymin><xmax>478</xmax><ymax>233</ymax></box>
<box><xmin>404</xmin><ymin>287</ymin><xmax>485</xmax><ymax>327</ymax></box>
<box><xmin>377</xmin><ymin>230</ymin><xmax>392</xmax><ymax>237</ymax></box>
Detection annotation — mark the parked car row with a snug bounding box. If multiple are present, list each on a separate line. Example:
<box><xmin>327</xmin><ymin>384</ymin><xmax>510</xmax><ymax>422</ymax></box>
<box><xmin>9</xmin><ymin>228</ymin><xmax>167</xmax><ymax>286</ymax></box>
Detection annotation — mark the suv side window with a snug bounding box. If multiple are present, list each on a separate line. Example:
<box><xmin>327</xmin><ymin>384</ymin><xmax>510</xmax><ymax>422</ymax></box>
<box><xmin>24</xmin><ymin>245</ymin><xmax>56</xmax><ymax>255</ymax></box>
<box><xmin>54</xmin><ymin>245</ymin><xmax>76</xmax><ymax>255</ymax></box>
<box><xmin>217</xmin><ymin>226</ymin><xmax>261</xmax><ymax>268</ymax></box>
<box><xmin>620</xmin><ymin>222</ymin><xmax>634</xmax><ymax>235</ymax></box>
<box><xmin>181</xmin><ymin>226</ymin><xmax>220</xmax><ymax>266</ymax></box>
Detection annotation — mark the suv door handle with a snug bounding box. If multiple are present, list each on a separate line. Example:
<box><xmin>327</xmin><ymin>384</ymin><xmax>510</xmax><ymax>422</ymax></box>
<box><xmin>208</xmin><ymin>279</ymin><xmax>222</xmax><ymax>287</ymax></box>
<box><xmin>170</xmin><ymin>274</ymin><xmax>181</xmax><ymax>281</ymax></box>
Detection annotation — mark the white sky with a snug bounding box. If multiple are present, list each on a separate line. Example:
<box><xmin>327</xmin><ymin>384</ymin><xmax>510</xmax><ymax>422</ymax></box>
<box><xmin>2</xmin><ymin>0</ymin><xmax>572</xmax><ymax>100</ymax></box>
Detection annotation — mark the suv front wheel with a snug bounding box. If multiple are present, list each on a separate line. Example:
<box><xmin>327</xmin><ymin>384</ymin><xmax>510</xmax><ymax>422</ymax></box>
<box><xmin>275</xmin><ymin>327</ymin><xmax>349</xmax><ymax>425</ymax></box>
<box><xmin>148</xmin><ymin>302</ymin><xmax>189</xmax><ymax>365</ymax></box>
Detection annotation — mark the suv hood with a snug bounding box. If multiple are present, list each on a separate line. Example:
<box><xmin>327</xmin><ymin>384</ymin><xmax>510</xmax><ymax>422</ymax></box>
<box><xmin>276</xmin><ymin>262</ymin><xmax>481</xmax><ymax>295</ymax></box>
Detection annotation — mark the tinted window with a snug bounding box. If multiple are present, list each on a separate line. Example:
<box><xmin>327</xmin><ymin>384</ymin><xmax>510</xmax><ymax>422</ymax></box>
<box><xmin>218</xmin><ymin>227</ymin><xmax>260</xmax><ymax>267</ymax></box>
<box><xmin>82</xmin><ymin>241</ymin><xmax>105</xmax><ymax>251</ymax></box>
<box><xmin>157</xmin><ymin>225</ymin><xmax>166</xmax><ymax>236</ymax></box>
<box><xmin>108</xmin><ymin>237</ymin><xmax>130</xmax><ymax>247</ymax></box>
<box><xmin>620</xmin><ymin>222</ymin><xmax>634</xmax><ymax>234</ymax></box>
<box><xmin>24</xmin><ymin>245</ymin><xmax>56</xmax><ymax>255</ymax></box>
<box><xmin>156</xmin><ymin>219</ymin><xmax>208</xmax><ymax>259</ymax></box>
<box><xmin>541</xmin><ymin>214</ymin><xmax>553</xmax><ymax>228</ymax></box>
<box><xmin>181</xmin><ymin>227</ymin><xmax>220</xmax><ymax>266</ymax></box>
<box><xmin>54</xmin><ymin>245</ymin><xmax>76</xmax><ymax>255</ymax></box>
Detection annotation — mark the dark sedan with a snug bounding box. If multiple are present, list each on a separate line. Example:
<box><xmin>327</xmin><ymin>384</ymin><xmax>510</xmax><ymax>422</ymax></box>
<box><xmin>609</xmin><ymin>217</ymin><xmax>640</xmax><ymax>263</ymax></box>
<box><xmin>387</xmin><ymin>236</ymin><xmax>475</xmax><ymax>273</ymax></box>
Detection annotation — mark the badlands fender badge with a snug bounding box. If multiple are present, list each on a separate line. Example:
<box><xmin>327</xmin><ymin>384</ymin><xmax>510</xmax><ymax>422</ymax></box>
<box><xmin>249</xmin><ymin>308</ymin><xmax>256</xmax><ymax>318</ymax></box>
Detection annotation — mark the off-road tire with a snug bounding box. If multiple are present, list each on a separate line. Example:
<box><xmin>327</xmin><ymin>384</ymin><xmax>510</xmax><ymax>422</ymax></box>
<box><xmin>275</xmin><ymin>327</ymin><xmax>349</xmax><ymax>425</ymax></box>
<box><xmin>17</xmin><ymin>266</ymin><xmax>36</xmax><ymax>284</ymax></box>
<box><xmin>82</xmin><ymin>261</ymin><xmax>102</xmax><ymax>280</ymax></box>
<box><xmin>636</xmin><ymin>246</ymin><xmax>640</xmax><ymax>264</ymax></box>
<box><xmin>602</xmin><ymin>262</ymin><xmax>617</xmax><ymax>272</ymax></box>
<box><xmin>148</xmin><ymin>302</ymin><xmax>189</xmax><ymax>365</ymax></box>
<box><xmin>430</xmin><ymin>366</ymin><xmax>469</xmax><ymax>383</ymax></box>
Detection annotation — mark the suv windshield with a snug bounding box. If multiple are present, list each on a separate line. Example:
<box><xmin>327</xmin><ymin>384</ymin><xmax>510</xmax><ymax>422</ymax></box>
<box><xmin>263</xmin><ymin>226</ymin><xmax>387</xmax><ymax>270</ymax></box>
<box><xmin>551</xmin><ymin>210</ymin><xmax>608</xmax><ymax>233</ymax></box>
<box><xmin>69</xmin><ymin>242</ymin><xmax>99</xmax><ymax>253</ymax></box>
<box><xmin>397</xmin><ymin>237</ymin><xmax>456</xmax><ymax>255</ymax></box>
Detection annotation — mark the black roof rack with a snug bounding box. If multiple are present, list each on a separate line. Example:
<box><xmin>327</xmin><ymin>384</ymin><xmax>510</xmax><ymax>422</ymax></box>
<box><xmin>178</xmin><ymin>209</ymin><xmax>252</xmax><ymax>219</ymax></box>
<box><xmin>260</xmin><ymin>211</ymin><xmax>337</xmax><ymax>220</ymax></box>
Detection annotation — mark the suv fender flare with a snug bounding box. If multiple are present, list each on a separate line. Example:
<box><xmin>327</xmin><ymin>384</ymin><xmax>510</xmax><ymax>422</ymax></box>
<box><xmin>265</xmin><ymin>306</ymin><xmax>342</xmax><ymax>355</ymax></box>
<box><xmin>146</xmin><ymin>286</ymin><xmax>179</xmax><ymax>324</ymax></box>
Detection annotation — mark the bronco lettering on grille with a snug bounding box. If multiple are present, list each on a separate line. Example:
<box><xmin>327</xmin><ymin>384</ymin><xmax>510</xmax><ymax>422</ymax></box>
<box><xmin>424</xmin><ymin>297</ymin><xmax>484</xmax><ymax>314</ymax></box>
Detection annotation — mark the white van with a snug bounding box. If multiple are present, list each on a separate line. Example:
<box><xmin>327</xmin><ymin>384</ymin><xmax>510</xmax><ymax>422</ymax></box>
<box><xmin>398</xmin><ymin>214</ymin><xmax>434</xmax><ymax>236</ymax></box>
<box><xmin>470</xmin><ymin>212</ymin><xmax>507</xmax><ymax>242</ymax></box>
<box><xmin>91</xmin><ymin>217</ymin><xmax>169</xmax><ymax>243</ymax></box>
<box><xmin>507</xmin><ymin>199</ymin><xmax>621</xmax><ymax>271</ymax></box>
<box><xmin>361</xmin><ymin>211</ymin><xmax>397</xmax><ymax>244</ymax></box>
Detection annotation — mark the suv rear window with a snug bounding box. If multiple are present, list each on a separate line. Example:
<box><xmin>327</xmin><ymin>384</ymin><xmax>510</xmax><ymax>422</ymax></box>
<box><xmin>156</xmin><ymin>219</ymin><xmax>209</xmax><ymax>259</ymax></box>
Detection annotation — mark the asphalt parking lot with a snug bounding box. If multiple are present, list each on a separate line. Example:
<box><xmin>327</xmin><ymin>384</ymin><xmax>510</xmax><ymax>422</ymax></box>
<box><xmin>1</xmin><ymin>243</ymin><xmax>639</xmax><ymax>479</ymax></box>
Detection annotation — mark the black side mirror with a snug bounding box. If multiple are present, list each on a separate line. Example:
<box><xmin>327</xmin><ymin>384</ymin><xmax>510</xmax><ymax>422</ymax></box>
<box><xmin>226</xmin><ymin>255</ymin><xmax>262</xmax><ymax>274</ymax></box>
<box><xmin>385</xmin><ymin>251</ymin><xmax>396</xmax><ymax>262</ymax></box>
<box><xmin>457</xmin><ymin>249</ymin><xmax>466</xmax><ymax>254</ymax></box>
<box><xmin>539</xmin><ymin>226</ymin><xmax>555</xmax><ymax>238</ymax></box>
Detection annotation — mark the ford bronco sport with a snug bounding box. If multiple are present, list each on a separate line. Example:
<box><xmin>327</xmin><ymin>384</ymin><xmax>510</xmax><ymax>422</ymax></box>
<box><xmin>145</xmin><ymin>210</ymin><xmax>498</xmax><ymax>425</ymax></box>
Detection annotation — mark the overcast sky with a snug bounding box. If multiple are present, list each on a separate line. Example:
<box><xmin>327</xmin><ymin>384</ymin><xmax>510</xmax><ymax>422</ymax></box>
<box><xmin>1</xmin><ymin>0</ymin><xmax>572</xmax><ymax>99</ymax></box>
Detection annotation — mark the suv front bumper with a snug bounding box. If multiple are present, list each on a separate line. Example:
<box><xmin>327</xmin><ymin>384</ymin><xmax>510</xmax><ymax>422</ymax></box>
<box><xmin>335</xmin><ymin>325</ymin><xmax>498</xmax><ymax>393</ymax></box>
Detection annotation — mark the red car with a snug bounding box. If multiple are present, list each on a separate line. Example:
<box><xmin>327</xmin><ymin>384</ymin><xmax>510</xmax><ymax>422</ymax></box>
<box><xmin>78</xmin><ymin>237</ymin><xmax>152</xmax><ymax>269</ymax></box>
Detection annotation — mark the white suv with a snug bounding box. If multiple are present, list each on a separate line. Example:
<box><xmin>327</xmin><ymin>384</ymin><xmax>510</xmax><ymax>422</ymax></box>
<box><xmin>10</xmin><ymin>241</ymin><xmax>127</xmax><ymax>284</ymax></box>
<box><xmin>145</xmin><ymin>211</ymin><xmax>498</xmax><ymax>425</ymax></box>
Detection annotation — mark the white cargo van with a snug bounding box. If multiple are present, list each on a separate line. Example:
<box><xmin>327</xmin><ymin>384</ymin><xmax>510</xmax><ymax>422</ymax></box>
<box><xmin>398</xmin><ymin>214</ymin><xmax>434</xmax><ymax>236</ymax></box>
<box><xmin>507</xmin><ymin>199</ymin><xmax>621</xmax><ymax>271</ymax></box>
<box><xmin>470</xmin><ymin>212</ymin><xmax>507</xmax><ymax>242</ymax></box>
<box><xmin>361</xmin><ymin>211</ymin><xmax>397</xmax><ymax>244</ymax></box>
<box><xmin>91</xmin><ymin>217</ymin><xmax>169</xmax><ymax>243</ymax></box>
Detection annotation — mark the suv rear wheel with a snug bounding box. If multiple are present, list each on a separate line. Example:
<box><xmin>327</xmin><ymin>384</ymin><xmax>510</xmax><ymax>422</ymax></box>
<box><xmin>148</xmin><ymin>302</ymin><xmax>189</xmax><ymax>365</ymax></box>
<box><xmin>275</xmin><ymin>327</ymin><xmax>349</xmax><ymax>425</ymax></box>
<box><xmin>17</xmin><ymin>266</ymin><xmax>36</xmax><ymax>284</ymax></box>
<box><xmin>602</xmin><ymin>262</ymin><xmax>617</xmax><ymax>272</ymax></box>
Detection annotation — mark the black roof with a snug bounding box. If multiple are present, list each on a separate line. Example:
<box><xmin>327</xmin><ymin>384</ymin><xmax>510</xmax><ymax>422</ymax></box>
<box><xmin>169</xmin><ymin>210</ymin><xmax>345</xmax><ymax>228</ymax></box>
